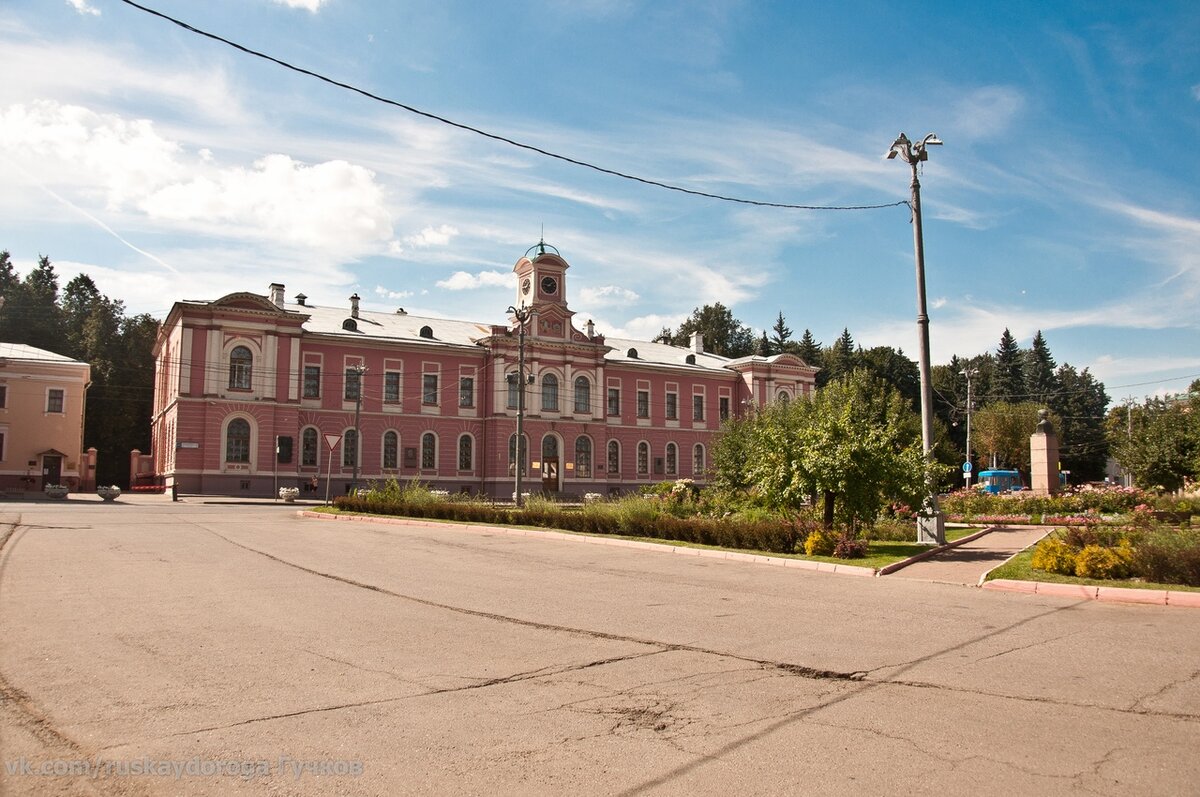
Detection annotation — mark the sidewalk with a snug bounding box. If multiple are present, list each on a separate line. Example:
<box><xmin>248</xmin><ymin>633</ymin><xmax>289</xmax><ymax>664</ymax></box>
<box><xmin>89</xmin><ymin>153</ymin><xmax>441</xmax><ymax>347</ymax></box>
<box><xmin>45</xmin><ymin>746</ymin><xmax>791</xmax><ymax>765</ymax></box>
<box><xmin>884</xmin><ymin>525</ymin><xmax>1051</xmax><ymax>585</ymax></box>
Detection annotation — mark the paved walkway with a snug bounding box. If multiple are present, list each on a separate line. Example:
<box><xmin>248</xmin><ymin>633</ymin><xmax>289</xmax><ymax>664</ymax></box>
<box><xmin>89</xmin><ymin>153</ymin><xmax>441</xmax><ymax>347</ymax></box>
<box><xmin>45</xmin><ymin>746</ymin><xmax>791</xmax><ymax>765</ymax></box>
<box><xmin>886</xmin><ymin>525</ymin><xmax>1052</xmax><ymax>585</ymax></box>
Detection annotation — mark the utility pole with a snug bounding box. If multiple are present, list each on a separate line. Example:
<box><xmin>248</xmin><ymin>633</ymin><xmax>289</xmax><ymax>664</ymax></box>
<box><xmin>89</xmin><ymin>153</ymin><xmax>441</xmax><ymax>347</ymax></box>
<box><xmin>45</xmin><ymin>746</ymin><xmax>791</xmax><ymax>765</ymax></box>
<box><xmin>1125</xmin><ymin>396</ymin><xmax>1135</xmax><ymax>488</ymax></box>
<box><xmin>961</xmin><ymin>367</ymin><xmax>978</xmax><ymax>489</ymax></box>
<box><xmin>349</xmin><ymin>364</ymin><xmax>366</xmax><ymax>495</ymax></box>
<box><xmin>507</xmin><ymin>304</ymin><xmax>535</xmax><ymax>507</ymax></box>
<box><xmin>887</xmin><ymin>132</ymin><xmax>945</xmax><ymax>545</ymax></box>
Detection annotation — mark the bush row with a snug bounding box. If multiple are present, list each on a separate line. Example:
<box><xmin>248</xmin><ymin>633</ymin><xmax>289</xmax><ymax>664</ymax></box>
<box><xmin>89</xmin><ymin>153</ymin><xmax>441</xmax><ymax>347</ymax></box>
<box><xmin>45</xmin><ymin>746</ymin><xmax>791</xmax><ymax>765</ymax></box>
<box><xmin>1030</xmin><ymin>527</ymin><xmax>1200</xmax><ymax>586</ymax></box>
<box><xmin>333</xmin><ymin>492</ymin><xmax>808</xmax><ymax>554</ymax></box>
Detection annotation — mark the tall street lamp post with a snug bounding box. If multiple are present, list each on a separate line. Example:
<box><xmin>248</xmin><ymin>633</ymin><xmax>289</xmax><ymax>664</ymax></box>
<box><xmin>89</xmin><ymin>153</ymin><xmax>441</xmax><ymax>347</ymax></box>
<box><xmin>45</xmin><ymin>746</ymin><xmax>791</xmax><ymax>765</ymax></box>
<box><xmin>507</xmin><ymin>304</ymin><xmax>535</xmax><ymax>508</ymax></box>
<box><xmin>961</xmin><ymin>367</ymin><xmax>978</xmax><ymax>489</ymax></box>
<box><xmin>887</xmin><ymin>132</ymin><xmax>945</xmax><ymax>545</ymax></box>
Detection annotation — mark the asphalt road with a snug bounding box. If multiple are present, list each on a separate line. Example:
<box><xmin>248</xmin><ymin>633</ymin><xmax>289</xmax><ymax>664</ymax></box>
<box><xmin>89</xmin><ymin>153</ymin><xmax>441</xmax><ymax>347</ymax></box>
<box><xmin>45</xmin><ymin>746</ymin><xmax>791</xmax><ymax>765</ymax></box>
<box><xmin>1</xmin><ymin>497</ymin><xmax>1198</xmax><ymax>796</ymax></box>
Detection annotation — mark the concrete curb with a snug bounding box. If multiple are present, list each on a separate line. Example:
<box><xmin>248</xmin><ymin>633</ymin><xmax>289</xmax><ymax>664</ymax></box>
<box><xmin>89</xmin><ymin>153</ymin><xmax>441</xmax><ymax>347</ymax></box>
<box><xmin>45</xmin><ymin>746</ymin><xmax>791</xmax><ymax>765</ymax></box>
<box><xmin>975</xmin><ymin>526</ymin><xmax>1058</xmax><ymax>586</ymax></box>
<box><xmin>983</xmin><ymin>578</ymin><xmax>1200</xmax><ymax>608</ymax></box>
<box><xmin>298</xmin><ymin>510</ymin><xmax>879</xmax><ymax>578</ymax></box>
<box><xmin>876</xmin><ymin>526</ymin><xmax>997</xmax><ymax>576</ymax></box>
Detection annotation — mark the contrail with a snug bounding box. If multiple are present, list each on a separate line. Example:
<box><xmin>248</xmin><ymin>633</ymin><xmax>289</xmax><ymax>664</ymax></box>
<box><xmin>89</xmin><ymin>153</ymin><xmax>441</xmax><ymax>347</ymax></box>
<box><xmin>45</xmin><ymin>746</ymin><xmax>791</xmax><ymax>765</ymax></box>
<box><xmin>3</xmin><ymin>155</ymin><xmax>180</xmax><ymax>275</ymax></box>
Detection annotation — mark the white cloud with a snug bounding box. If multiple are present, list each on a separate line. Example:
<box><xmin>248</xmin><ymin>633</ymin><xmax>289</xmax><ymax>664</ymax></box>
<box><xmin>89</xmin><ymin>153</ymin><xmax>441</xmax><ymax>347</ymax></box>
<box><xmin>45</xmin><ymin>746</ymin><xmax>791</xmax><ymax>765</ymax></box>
<box><xmin>66</xmin><ymin>0</ymin><xmax>100</xmax><ymax>16</ymax></box>
<box><xmin>597</xmin><ymin>313</ymin><xmax>685</xmax><ymax>342</ymax></box>
<box><xmin>952</xmin><ymin>85</ymin><xmax>1025</xmax><ymax>139</ymax></box>
<box><xmin>375</xmin><ymin>286</ymin><xmax>412</xmax><ymax>301</ymax></box>
<box><xmin>141</xmin><ymin>154</ymin><xmax>392</xmax><ymax>250</ymax></box>
<box><xmin>435</xmin><ymin>270</ymin><xmax>512</xmax><ymax>290</ymax></box>
<box><xmin>271</xmin><ymin>0</ymin><xmax>328</xmax><ymax>10</ymax></box>
<box><xmin>2</xmin><ymin>101</ymin><xmax>394</xmax><ymax>254</ymax></box>
<box><xmin>577</xmin><ymin>285</ymin><xmax>639</xmax><ymax>305</ymax></box>
<box><xmin>404</xmin><ymin>224</ymin><xmax>459</xmax><ymax>248</ymax></box>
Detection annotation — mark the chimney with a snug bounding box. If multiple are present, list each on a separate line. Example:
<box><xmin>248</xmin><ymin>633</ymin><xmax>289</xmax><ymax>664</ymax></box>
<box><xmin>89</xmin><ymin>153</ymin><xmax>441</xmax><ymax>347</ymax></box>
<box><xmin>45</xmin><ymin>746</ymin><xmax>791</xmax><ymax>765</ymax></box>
<box><xmin>269</xmin><ymin>283</ymin><xmax>285</xmax><ymax>308</ymax></box>
<box><xmin>585</xmin><ymin>319</ymin><xmax>595</xmax><ymax>339</ymax></box>
<box><xmin>350</xmin><ymin>293</ymin><xmax>360</xmax><ymax>318</ymax></box>
<box><xmin>691</xmin><ymin>332</ymin><xmax>704</xmax><ymax>353</ymax></box>
<box><xmin>294</xmin><ymin>293</ymin><xmax>307</xmax><ymax>307</ymax></box>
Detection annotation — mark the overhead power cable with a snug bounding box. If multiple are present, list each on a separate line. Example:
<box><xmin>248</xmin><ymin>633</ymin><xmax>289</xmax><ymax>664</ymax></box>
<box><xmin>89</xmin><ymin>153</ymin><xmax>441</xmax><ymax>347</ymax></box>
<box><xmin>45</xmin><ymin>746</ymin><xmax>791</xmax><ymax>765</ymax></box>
<box><xmin>116</xmin><ymin>0</ymin><xmax>908</xmax><ymax>212</ymax></box>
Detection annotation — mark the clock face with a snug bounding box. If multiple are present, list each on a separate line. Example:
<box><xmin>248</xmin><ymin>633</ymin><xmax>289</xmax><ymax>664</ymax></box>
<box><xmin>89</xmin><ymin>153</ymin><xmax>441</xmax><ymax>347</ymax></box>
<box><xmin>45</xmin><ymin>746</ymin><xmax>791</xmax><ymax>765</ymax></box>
<box><xmin>521</xmin><ymin>278</ymin><xmax>531</xmax><ymax>295</ymax></box>
<box><xmin>541</xmin><ymin>276</ymin><xmax>558</xmax><ymax>295</ymax></box>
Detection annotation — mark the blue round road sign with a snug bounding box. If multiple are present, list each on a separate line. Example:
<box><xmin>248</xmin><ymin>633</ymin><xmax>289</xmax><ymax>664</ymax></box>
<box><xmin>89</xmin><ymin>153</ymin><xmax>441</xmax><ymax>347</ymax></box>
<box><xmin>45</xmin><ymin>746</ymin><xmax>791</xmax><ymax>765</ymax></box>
<box><xmin>962</xmin><ymin>462</ymin><xmax>973</xmax><ymax>473</ymax></box>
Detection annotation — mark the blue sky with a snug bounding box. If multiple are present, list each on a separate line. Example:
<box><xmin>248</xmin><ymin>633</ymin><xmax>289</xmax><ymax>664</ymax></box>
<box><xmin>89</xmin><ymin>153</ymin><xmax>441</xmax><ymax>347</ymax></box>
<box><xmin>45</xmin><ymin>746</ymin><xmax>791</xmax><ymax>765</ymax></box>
<box><xmin>2</xmin><ymin>0</ymin><xmax>1198</xmax><ymax>402</ymax></box>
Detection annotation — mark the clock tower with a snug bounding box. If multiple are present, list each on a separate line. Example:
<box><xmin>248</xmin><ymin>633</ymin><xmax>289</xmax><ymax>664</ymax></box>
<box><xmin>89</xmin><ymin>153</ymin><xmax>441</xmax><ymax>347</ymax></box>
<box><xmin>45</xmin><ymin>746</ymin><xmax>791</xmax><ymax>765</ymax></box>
<box><xmin>511</xmin><ymin>240</ymin><xmax>579</xmax><ymax>341</ymax></box>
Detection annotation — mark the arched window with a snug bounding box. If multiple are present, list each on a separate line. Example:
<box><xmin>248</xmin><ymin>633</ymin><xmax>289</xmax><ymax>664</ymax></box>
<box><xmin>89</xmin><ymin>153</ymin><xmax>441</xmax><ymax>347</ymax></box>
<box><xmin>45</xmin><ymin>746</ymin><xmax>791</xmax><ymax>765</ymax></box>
<box><xmin>225</xmin><ymin>418</ymin><xmax>250</xmax><ymax>462</ymax></box>
<box><xmin>342</xmin><ymin>429</ymin><xmax>358</xmax><ymax>468</ymax></box>
<box><xmin>665</xmin><ymin>442</ymin><xmax>677</xmax><ymax>475</ymax></box>
<box><xmin>777</xmin><ymin>390</ymin><xmax>790</xmax><ymax>405</ymax></box>
<box><xmin>421</xmin><ymin>432</ymin><xmax>436</xmax><ymax>469</ymax></box>
<box><xmin>637</xmin><ymin>442</ymin><xmax>649</xmax><ymax>475</ymax></box>
<box><xmin>693</xmin><ymin>444</ymin><xmax>705</xmax><ymax>475</ymax></box>
<box><xmin>542</xmin><ymin>373</ymin><xmax>559</xmax><ymax>412</ymax></box>
<box><xmin>382</xmin><ymin>431</ymin><xmax>398</xmax><ymax>469</ymax></box>
<box><xmin>574</xmin><ymin>376</ymin><xmax>590</xmax><ymax>413</ymax></box>
<box><xmin>606</xmin><ymin>440</ymin><xmax>620</xmax><ymax>474</ymax></box>
<box><xmin>508</xmin><ymin>433</ymin><xmax>527</xmax><ymax>476</ymax></box>
<box><xmin>575</xmin><ymin>436</ymin><xmax>592</xmax><ymax>478</ymax></box>
<box><xmin>301</xmin><ymin>427</ymin><xmax>318</xmax><ymax>467</ymax></box>
<box><xmin>458</xmin><ymin>434</ymin><xmax>473</xmax><ymax>471</ymax></box>
<box><xmin>542</xmin><ymin>435</ymin><xmax>559</xmax><ymax>461</ymax></box>
<box><xmin>228</xmin><ymin>346</ymin><xmax>252</xmax><ymax>390</ymax></box>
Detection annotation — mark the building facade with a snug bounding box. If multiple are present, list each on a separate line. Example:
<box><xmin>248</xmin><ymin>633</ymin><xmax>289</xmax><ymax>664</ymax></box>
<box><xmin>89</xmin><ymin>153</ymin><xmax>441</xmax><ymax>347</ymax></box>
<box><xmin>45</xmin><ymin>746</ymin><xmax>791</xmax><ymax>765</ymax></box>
<box><xmin>149</xmin><ymin>246</ymin><xmax>816</xmax><ymax>498</ymax></box>
<box><xmin>0</xmin><ymin>342</ymin><xmax>94</xmax><ymax>493</ymax></box>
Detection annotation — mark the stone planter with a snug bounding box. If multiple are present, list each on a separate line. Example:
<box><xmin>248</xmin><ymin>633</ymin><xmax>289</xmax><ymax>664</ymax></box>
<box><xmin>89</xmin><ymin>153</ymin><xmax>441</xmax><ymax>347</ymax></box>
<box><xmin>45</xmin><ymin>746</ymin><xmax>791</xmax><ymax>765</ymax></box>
<box><xmin>97</xmin><ymin>486</ymin><xmax>121</xmax><ymax>502</ymax></box>
<box><xmin>44</xmin><ymin>485</ymin><xmax>69</xmax><ymax>500</ymax></box>
<box><xmin>279</xmin><ymin>487</ymin><xmax>300</xmax><ymax>503</ymax></box>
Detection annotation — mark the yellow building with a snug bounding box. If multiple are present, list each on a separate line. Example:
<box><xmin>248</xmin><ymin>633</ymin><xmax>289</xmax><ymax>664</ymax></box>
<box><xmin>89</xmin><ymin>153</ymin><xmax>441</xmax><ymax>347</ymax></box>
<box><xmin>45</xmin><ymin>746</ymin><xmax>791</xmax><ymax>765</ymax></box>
<box><xmin>0</xmin><ymin>343</ymin><xmax>93</xmax><ymax>493</ymax></box>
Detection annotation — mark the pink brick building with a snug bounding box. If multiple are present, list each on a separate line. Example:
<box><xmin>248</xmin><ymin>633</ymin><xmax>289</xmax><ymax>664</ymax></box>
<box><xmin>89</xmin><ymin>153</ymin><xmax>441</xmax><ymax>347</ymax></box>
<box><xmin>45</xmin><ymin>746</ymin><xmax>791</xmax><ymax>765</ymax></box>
<box><xmin>149</xmin><ymin>246</ymin><xmax>816</xmax><ymax>498</ymax></box>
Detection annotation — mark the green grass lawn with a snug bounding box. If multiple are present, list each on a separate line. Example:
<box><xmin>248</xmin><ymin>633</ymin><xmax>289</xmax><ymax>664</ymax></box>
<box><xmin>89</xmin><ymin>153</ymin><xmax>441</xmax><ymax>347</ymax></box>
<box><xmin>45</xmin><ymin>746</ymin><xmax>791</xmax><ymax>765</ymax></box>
<box><xmin>986</xmin><ymin>549</ymin><xmax>1200</xmax><ymax>592</ymax></box>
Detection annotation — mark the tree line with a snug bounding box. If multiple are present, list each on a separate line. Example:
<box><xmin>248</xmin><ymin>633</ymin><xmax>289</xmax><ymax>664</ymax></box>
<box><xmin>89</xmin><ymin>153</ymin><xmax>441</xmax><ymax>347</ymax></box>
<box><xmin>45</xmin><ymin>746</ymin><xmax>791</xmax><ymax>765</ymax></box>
<box><xmin>661</xmin><ymin>305</ymin><xmax>1113</xmax><ymax>484</ymax></box>
<box><xmin>0</xmin><ymin>251</ymin><xmax>158</xmax><ymax>487</ymax></box>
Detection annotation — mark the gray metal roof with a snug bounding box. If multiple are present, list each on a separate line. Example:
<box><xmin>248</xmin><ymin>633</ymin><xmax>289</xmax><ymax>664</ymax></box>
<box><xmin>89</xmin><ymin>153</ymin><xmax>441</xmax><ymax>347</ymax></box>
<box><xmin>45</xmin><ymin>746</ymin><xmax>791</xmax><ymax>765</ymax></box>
<box><xmin>0</xmin><ymin>342</ymin><xmax>87</xmax><ymax>364</ymax></box>
<box><xmin>284</xmin><ymin>303</ymin><xmax>493</xmax><ymax>349</ymax></box>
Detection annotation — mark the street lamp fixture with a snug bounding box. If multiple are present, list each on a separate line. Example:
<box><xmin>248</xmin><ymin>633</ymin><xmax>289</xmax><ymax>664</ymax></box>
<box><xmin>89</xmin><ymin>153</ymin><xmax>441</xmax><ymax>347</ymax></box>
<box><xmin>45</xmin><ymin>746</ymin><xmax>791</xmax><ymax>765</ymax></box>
<box><xmin>886</xmin><ymin>132</ymin><xmax>945</xmax><ymax>545</ymax></box>
<box><xmin>507</xmin><ymin>304</ymin><xmax>536</xmax><ymax>508</ymax></box>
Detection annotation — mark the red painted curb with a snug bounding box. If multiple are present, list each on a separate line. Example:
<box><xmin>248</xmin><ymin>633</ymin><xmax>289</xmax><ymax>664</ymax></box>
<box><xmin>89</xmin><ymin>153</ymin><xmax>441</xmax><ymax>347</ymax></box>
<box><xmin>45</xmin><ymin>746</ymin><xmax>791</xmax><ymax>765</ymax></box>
<box><xmin>1167</xmin><ymin>591</ymin><xmax>1200</xmax><ymax>608</ymax></box>
<box><xmin>981</xmin><ymin>579</ymin><xmax>1038</xmax><ymax>594</ymax></box>
<box><xmin>1096</xmin><ymin>586</ymin><xmax>1168</xmax><ymax>605</ymax></box>
<box><xmin>1035</xmin><ymin>582</ymin><xmax>1099</xmax><ymax>600</ymax></box>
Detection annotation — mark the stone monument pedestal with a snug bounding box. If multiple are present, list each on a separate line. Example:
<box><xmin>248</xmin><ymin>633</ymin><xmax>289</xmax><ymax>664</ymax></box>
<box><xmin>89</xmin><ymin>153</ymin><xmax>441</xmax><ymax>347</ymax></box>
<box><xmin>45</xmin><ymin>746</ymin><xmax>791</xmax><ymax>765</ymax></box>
<box><xmin>1030</xmin><ymin>409</ymin><xmax>1059</xmax><ymax>497</ymax></box>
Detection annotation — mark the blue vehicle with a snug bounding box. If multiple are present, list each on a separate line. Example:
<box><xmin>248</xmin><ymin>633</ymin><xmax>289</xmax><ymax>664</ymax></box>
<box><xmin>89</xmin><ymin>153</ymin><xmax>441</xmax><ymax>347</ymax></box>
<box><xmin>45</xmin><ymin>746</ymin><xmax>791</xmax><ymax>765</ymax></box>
<box><xmin>977</xmin><ymin>469</ymin><xmax>1024</xmax><ymax>494</ymax></box>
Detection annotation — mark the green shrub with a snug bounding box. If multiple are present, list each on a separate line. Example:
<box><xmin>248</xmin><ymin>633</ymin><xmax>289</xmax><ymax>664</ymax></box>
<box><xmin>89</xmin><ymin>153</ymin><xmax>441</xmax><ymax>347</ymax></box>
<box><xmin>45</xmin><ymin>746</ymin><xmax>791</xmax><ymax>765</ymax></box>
<box><xmin>1030</xmin><ymin>538</ymin><xmax>1077</xmax><ymax>575</ymax></box>
<box><xmin>1073</xmin><ymin>545</ymin><xmax>1129</xmax><ymax>580</ymax></box>
<box><xmin>1129</xmin><ymin>528</ymin><xmax>1200</xmax><ymax>586</ymax></box>
<box><xmin>833</xmin><ymin>536</ymin><xmax>867</xmax><ymax>559</ymax></box>
<box><xmin>804</xmin><ymin>528</ymin><xmax>839</xmax><ymax>557</ymax></box>
<box><xmin>862</xmin><ymin>518</ymin><xmax>916</xmax><ymax>542</ymax></box>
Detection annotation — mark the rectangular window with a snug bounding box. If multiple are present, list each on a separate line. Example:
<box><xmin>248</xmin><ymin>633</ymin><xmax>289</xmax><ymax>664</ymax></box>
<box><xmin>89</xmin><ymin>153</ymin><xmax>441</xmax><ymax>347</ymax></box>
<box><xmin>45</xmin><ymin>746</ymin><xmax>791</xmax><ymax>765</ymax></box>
<box><xmin>344</xmin><ymin>369</ymin><xmax>361</xmax><ymax>401</ymax></box>
<box><xmin>303</xmin><ymin>366</ymin><xmax>321</xmax><ymax>399</ymax></box>
<box><xmin>47</xmin><ymin>389</ymin><xmax>64</xmax><ymax>414</ymax></box>
<box><xmin>384</xmin><ymin>371</ymin><xmax>401</xmax><ymax>403</ymax></box>
<box><xmin>0</xmin><ymin>384</ymin><xmax>9</xmax><ymax>408</ymax></box>
<box><xmin>459</xmin><ymin>377</ymin><xmax>474</xmax><ymax>407</ymax></box>
<box><xmin>342</xmin><ymin>429</ymin><xmax>358</xmax><ymax>467</ymax></box>
<box><xmin>302</xmin><ymin>430</ymin><xmax>318</xmax><ymax>467</ymax></box>
<box><xmin>458</xmin><ymin>435</ymin><xmax>473</xmax><ymax>470</ymax></box>
<box><xmin>276</xmin><ymin>436</ymin><xmax>293</xmax><ymax>464</ymax></box>
<box><xmin>636</xmin><ymin>390</ymin><xmax>649</xmax><ymax>418</ymax></box>
<box><xmin>719</xmin><ymin>397</ymin><xmax>730</xmax><ymax>421</ymax></box>
<box><xmin>692</xmin><ymin>394</ymin><xmax>704</xmax><ymax>421</ymax></box>
<box><xmin>607</xmin><ymin>388</ymin><xmax>621</xmax><ymax>416</ymax></box>
<box><xmin>607</xmin><ymin>442</ymin><xmax>619</xmax><ymax>474</ymax></box>
<box><xmin>422</xmin><ymin>374</ymin><xmax>438</xmax><ymax>405</ymax></box>
<box><xmin>665</xmin><ymin>392</ymin><xmax>677</xmax><ymax>420</ymax></box>
<box><xmin>0</xmin><ymin>431</ymin><xmax>5</xmax><ymax>461</ymax></box>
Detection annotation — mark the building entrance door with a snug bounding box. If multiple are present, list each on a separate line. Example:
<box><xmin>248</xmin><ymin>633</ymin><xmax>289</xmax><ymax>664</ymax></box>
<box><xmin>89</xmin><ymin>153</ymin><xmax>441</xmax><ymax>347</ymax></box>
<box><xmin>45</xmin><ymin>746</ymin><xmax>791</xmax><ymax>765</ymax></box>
<box><xmin>541</xmin><ymin>458</ymin><xmax>559</xmax><ymax>493</ymax></box>
<box><xmin>42</xmin><ymin>455</ymin><xmax>63</xmax><ymax>487</ymax></box>
<box><xmin>540</xmin><ymin>434</ymin><xmax>560</xmax><ymax>493</ymax></box>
